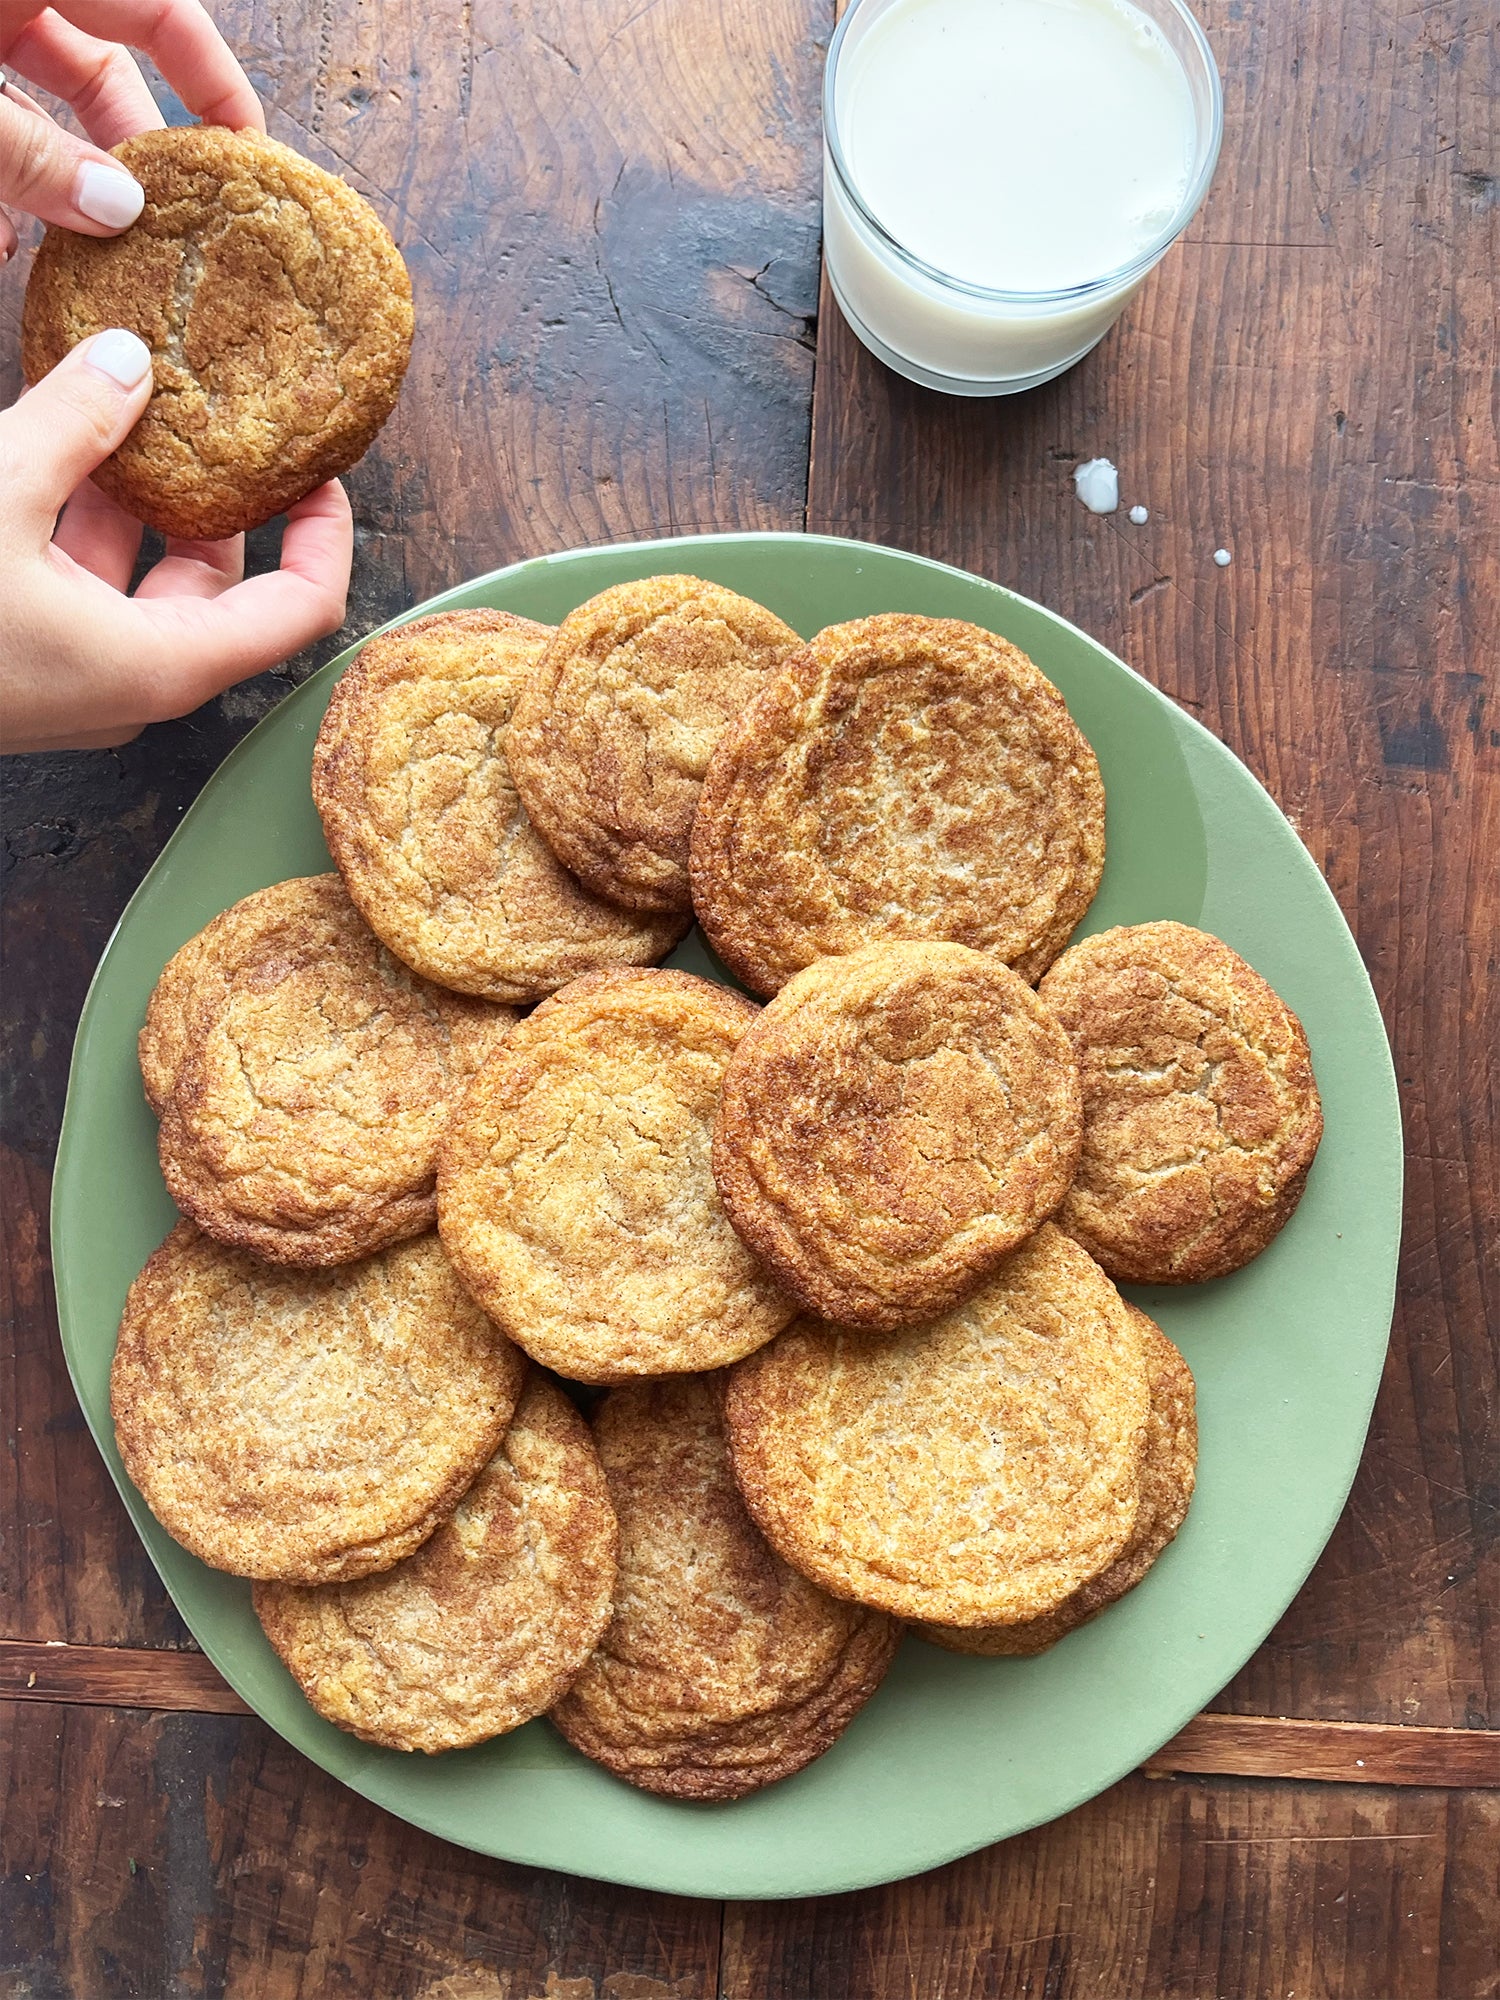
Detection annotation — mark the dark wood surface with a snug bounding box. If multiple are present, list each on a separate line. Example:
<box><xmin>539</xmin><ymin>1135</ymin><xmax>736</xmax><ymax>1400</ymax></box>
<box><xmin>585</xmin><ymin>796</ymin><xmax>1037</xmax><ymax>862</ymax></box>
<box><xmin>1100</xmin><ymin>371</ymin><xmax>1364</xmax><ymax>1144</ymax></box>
<box><xmin>6</xmin><ymin>1636</ymin><xmax>1499</xmax><ymax>1787</ymax></box>
<box><xmin>1</xmin><ymin>0</ymin><xmax>1495</xmax><ymax>1993</ymax></box>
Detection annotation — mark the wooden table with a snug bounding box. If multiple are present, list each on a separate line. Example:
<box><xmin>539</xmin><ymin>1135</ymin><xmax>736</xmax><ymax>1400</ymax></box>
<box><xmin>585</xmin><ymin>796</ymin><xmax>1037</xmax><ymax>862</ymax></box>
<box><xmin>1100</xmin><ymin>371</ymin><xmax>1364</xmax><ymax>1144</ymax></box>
<box><xmin>2</xmin><ymin>2</ymin><xmax>1496</xmax><ymax>1993</ymax></box>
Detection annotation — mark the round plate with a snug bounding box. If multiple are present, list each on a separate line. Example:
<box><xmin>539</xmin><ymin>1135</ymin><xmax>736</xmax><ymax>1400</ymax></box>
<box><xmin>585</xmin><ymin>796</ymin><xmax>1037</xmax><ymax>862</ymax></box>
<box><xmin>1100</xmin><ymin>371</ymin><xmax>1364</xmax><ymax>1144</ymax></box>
<box><xmin>52</xmin><ymin>533</ymin><xmax>1401</xmax><ymax>1900</ymax></box>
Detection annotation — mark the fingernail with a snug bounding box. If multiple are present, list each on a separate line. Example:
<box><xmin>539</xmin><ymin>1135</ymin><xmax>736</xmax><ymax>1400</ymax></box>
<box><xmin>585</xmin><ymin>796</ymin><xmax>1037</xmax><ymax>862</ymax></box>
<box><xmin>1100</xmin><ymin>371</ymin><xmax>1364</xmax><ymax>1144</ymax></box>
<box><xmin>75</xmin><ymin>161</ymin><xmax>145</xmax><ymax>229</ymax></box>
<box><xmin>85</xmin><ymin>328</ymin><xmax>153</xmax><ymax>389</ymax></box>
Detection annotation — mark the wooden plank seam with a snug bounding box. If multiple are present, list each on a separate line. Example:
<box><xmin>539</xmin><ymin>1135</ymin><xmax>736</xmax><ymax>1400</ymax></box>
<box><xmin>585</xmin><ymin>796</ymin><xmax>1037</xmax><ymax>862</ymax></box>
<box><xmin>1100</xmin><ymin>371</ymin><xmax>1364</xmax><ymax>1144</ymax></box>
<box><xmin>3</xmin><ymin>1640</ymin><xmax>1496</xmax><ymax>1789</ymax></box>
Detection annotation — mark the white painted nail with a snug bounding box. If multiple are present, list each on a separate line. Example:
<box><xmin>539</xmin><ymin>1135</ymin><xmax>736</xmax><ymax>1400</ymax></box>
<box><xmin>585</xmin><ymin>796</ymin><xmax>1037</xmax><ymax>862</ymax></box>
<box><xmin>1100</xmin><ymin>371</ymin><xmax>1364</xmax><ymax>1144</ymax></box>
<box><xmin>75</xmin><ymin>161</ymin><xmax>145</xmax><ymax>229</ymax></box>
<box><xmin>85</xmin><ymin>328</ymin><xmax>153</xmax><ymax>389</ymax></box>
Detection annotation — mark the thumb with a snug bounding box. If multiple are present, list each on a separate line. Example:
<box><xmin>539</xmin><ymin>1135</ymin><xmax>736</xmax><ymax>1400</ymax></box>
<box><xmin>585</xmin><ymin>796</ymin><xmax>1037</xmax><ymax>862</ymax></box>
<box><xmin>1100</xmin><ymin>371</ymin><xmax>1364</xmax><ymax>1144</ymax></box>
<box><xmin>0</xmin><ymin>86</ymin><xmax>144</xmax><ymax>233</ymax></box>
<box><xmin>2</xmin><ymin>329</ymin><xmax>154</xmax><ymax>528</ymax></box>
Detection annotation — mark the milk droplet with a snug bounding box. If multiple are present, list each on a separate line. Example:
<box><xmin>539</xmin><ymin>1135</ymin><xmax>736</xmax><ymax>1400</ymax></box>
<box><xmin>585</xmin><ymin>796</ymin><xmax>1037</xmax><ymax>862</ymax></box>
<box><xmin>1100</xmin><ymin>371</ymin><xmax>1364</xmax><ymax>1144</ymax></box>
<box><xmin>1074</xmin><ymin>459</ymin><xmax>1119</xmax><ymax>513</ymax></box>
<box><xmin>1213</xmin><ymin>547</ymin><xmax>1232</xmax><ymax>566</ymax></box>
<box><xmin>1129</xmin><ymin>504</ymin><xmax>1149</xmax><ymax>524</ymax></box>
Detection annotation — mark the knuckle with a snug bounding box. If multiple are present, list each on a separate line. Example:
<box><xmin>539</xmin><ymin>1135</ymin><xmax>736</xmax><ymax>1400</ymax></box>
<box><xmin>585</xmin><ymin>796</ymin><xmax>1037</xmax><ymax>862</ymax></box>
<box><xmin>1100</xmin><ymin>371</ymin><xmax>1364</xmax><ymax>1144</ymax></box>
<box><xmin>133</xmin><ymin>660</ymin><xmax>197</xmax><ymax>727</ymax></box>
<box><xmin>71</xmin><ymin>47</ymin><xmax>137</xmax><ymax>129</ymax></box>
<box><xmin>0</xmin><ymin>424</ymin><xmax>50</xmax><ymax>519</ymax></box>
<box><xmin>296</xmin><ymin>572</ymin><xmax>347</xmax><ymax>639</ymax></box>
<box><xmin>5</xmin><ymin>117</ymin><xmax>67</xmax><ymax>206</ymax></box>
<box><xmin>142</xmin><ymin>690</ymin><xmax>188</xmax><ymax>728</ymax></box>
<box><xmin>54</xmin><ymin>369</ymin><xmax>129</xmax><ymax>452</ymax></box>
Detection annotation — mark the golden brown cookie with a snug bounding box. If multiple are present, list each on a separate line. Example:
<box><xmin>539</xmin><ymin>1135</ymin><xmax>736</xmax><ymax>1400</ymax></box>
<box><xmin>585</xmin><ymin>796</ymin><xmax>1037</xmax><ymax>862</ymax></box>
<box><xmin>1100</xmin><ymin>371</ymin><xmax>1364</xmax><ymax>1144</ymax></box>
<box><xmin>153</xmin><ymin>875</ymin><xmax>515</xmax><ymax>1266</ymax></box>
<box><xmin>1039</xmin><ymin>922</ymin><xmax>1323</xmax><ymax>1283</ymax></box>
<box><xmin>917</xmin><ymin>1308</ymin><xmax>1196</xmax><ymax>1655</ymax></box>
<box><xmin>506</xmin><ymin>575</ymin><xmax>802</xmax><ymax>914</ymax></box>
<box><xmin>311</xmin><ymin>610</ymin><xmax>686</xmax><ymax>1003</ymax></box>
<box><xmin>22</xmin><ymin>125</ymin><xmax>412</xmax><ymax>539</ymax></box>
<box><xmin>725</xmin><ymin>1224</ymin><xmax>1150</xmax><ymax>1626</ymax></box>
<box><xmin>551</xmin><ymin>1375</ymin><xmax>902</xmax><ymax>1799</ymax></box>
<box><xmin>138</xmin><ymin>905</ymin><xmax>239</xmax><ymax>1117</ymax></box>
<box><xmin>713</xmin><ymin>941</ymin><xmax>1082</xmax><ymax>1331</ymax></box>
<box><xmin>254</xmin><ymin>1371</ymin><xmax>617</xmax><ymax>1751</ymax></box>
<box><xmin>111</xmin><ymin>1224</ymin><xmax>526</xmax><ymax>1583</ymax></box>
<box><xmin>437</xmin><ymin>969</ymin><xmax>796</xmax><ymax>1383</ymax></box>
<box><xmin>690</xmin><ymin>614</ymin><xmax>1106</xmax><ymax>996</ymax></box>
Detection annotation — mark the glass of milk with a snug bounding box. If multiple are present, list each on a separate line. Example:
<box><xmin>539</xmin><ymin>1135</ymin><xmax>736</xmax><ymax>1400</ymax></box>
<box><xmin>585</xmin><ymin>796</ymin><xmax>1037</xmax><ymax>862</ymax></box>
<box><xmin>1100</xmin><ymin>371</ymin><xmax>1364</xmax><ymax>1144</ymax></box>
<box><xmin>823</xmin><ymin>0</ymin><xmax>1223</xmax><ymax>395</ymax></box>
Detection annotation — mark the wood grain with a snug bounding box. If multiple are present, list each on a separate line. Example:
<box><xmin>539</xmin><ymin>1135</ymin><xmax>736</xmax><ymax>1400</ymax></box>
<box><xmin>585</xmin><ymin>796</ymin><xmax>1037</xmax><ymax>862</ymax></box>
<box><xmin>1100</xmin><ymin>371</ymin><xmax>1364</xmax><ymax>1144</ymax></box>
<box><xmin>5</xmin><ymin>1700</ymin><xmax>1496</xmax><ymax>1999</ymax></box>
<box><xmin>0</xmin><ymin>1701</ymin><xmax>723</xmax><ymax>2000</ymax></box>
<box><xmin>0</xmin><ymin>1147</ymin><xmax>191</xmax><ymax>1651</ymax></box>
<box><xmin>807</xmin><ymin>0</ymin><xmax>1499</xmax><ymax>1737</ymax></box>
<box><xmin>1143</xmin><ymin>1715</ymin><xmax>1500</xmax><ymax>1790</ymax></box>
<box><xmin>0</xmin><ymin>1640</ymin><xmax>253</xmax><ymax>1717</ymax></box>
<box><xmin>5</xmin><ymin>1641</ymin><xmax>1497</xmax><ymax>1788</ymax></box>
<box><xmin>0</xmin><ymin>1704</ymin><xmax>1496</xmax><ymax>2000</ymax></box>
<box><xmin>720</xmin><ymin>1780</ymin><xmax>1500</xmax><ymax>2000</ymax></box>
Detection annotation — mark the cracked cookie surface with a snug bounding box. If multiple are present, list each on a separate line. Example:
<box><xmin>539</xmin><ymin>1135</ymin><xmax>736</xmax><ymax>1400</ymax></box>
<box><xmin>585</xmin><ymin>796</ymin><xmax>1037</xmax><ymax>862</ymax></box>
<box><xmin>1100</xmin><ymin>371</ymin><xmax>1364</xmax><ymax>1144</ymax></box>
<box><xmin>138</xmin><ymin>903</ymin><xmax>239</xmax><ymax>1117</ymax></box>
<box><xmin>111</xmin><ymin>1224</ymin><xmax>526</xmax><ymax>1583</ymax></box>
<box><xmin>312</xmin><ymin>610</ymin><xmax>686</xmax><ymax>1003</ymax></box>
<box><xmin>506</xmin><ymin>575</ymin><xmax>802</xmax><ymax>914</ymax></box>
<box><xmin>551</xmin><ymin>1375</ymin><xmax>901</xmax><ymax>1798</ymax></box>
<box><xmin>713</xmin><ymin>942</ymin><xmax>1082</xmax><ymax>1330</ymax></box>
<box><xmin>725</xmin><ymin>1224</ymin><xmax>1150</xmax><ymax>1627</ymax></box>
<box><xmin>689</xmin><ymin>614</ymin><xmax>1106</xmax><ymax>995</ymax></box>
<box><xmin>1039</xmin><ymin>921</ymin><xmax>1323</xmax><ymax>1283</ymax></box>
<box><xmin>917</xmin><ymin>1307</ymin><xmax>1196</xmax><ymax>1655</ymax></box>
<box><xmin>22</xmin><ymin>125</ymin><xmax>412</xmax><ymax>539</ymax></box>
<box><xmin>437</xmin><ymin>968</ymin><xmax>797</xmax><ymax>1383</ymax></box>
<box><xmin>153</xmin><ymin>875</ymin><xmax>516</xmax><ymax>1266</ymax></box>
<box><xmin>255</xmin><ymin>1371</ymin><xmax>617</xmax><ymax>1752</ymax></box>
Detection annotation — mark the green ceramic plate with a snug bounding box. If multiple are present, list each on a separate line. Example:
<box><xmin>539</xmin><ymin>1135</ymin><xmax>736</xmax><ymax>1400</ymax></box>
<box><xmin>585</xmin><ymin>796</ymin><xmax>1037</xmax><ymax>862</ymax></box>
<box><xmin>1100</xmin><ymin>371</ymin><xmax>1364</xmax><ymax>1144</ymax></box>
<box><xmin>52</xmin><ymin>533</ymin><xmax>1401</xmax><ymax>1900</ymax></box>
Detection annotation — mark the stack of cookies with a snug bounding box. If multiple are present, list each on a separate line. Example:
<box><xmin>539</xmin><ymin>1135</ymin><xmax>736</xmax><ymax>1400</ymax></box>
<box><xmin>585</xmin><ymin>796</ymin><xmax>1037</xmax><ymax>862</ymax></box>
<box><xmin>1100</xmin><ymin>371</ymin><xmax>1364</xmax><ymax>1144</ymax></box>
<box><xmin>113</xmin><ymin>576</ymin><xmax>1323</xmax><ymax>1798</ymax></box>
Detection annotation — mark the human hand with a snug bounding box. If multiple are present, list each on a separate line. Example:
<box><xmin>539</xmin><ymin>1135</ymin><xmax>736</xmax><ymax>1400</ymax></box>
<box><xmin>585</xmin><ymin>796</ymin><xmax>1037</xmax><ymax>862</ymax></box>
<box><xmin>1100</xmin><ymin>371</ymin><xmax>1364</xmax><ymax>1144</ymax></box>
<box><xmin>1</xmin><ymin>330</ymin><xmax>353</xmax><ymax>752</ymax></box>
<box><xmin>1</xmin><ymin>3</ymin><xmax>356</xmax><ymax>752</ymax></box>
<box><xmin>1</xmin><ymin>0</ymin><xmax>262</xmax><ymax>261</ymax></box>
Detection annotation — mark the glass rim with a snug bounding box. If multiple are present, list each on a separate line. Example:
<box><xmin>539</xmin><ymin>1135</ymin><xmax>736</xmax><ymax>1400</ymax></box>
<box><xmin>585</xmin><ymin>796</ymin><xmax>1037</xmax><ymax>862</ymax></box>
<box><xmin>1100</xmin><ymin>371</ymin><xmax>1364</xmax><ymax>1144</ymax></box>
<box><xmin>822</xmin><ymin>0</ymin><xmax>1226</xmax><ymax>307</ymax></box>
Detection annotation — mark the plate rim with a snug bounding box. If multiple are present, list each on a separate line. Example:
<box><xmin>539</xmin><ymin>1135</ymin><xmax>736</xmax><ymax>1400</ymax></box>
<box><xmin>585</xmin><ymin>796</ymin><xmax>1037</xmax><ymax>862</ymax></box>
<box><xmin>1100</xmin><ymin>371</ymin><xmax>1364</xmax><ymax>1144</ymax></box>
<box><xmin>49</xmin><ymin>528</ymin><xmax>1402</xmax><ymax>1898</ymax></box>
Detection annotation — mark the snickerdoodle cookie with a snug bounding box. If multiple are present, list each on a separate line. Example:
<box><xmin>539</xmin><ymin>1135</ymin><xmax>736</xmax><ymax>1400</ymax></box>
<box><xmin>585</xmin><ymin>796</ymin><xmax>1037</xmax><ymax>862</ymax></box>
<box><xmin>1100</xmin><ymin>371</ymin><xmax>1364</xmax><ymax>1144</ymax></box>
<box><xmin>22</xmin><ymin>125</ymin><xmax>412</xmax><ymax>540</ymax></box>
<box><xmin>437</xmin><ymin>969</ymin><xmax>796</xmax><ymax>1383</ymax></box>
<box><xmin>111</xmin><ymin>1224</ymin><xmax>525</xmax><ymax>1583</ymax></box>
<box><xmin>725</xmin><ymin>1224</ymin><xmax>1150</xmax><ymax>1627</ymax></box>
<box><xmin>1039</xmin><ymin>922</ymin><xmax>1323</xmax><ymax>1283</ymax></box>
<box><xmin>311</xmin><ymin>610</ymin><xmax>685</xmax><ymax>1003</ymax></box>
<box><xmin>255</xmin><ymin>1371</ymin><xmax>617</xmax><ymax>1751</ymax></box>
<box><xmin>713</xmin><ymin>941</ymin><xmax>1081</xmax><ymax>1331</ymax></box>
<box><xmin>138</xmin><ymin>900</ymin><xmax>240</xmax><ymax>1117</ymax></box>
<box><xmin>690</xmin><ymin>614</ymin><xmax>1105</xmax><ymax>996</ymax></box>
<box><xmin>152</xmin><ymin>875</ymin><xmax>515</xmax><ymax>1266</ymax></box>
<box><xmin>506</xmin><ymin>575</ymin><xmax>801</xmax><ymax>914</ymax></box>
<box><xmin>551</xmin><ymin>1375</ymin><xmax>901</xmax><ymax>1798</ymax></box>
<box><xmin>918</xmin><ymin>1308</ymin><xmax>1196</xmax><ymax>1655</ymax></box>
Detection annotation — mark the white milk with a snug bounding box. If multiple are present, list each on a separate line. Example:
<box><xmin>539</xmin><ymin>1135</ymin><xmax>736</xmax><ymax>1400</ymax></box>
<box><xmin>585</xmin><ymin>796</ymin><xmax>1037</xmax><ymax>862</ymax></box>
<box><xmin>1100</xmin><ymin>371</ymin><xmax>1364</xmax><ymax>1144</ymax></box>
<box><xmin>823</xmin><ymin>0</ymin><xmax>1220</xmax><ymax>394</ymax></box>
<box><xmin>1074</xmin><ymin>457</ymin><xmax>1121</xmax><ymax>513</ymax></box>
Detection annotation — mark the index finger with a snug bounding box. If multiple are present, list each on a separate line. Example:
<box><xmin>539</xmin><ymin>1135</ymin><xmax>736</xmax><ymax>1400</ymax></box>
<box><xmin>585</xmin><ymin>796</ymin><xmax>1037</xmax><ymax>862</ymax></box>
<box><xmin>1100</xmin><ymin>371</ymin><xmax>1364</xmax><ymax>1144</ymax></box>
<box><xmin>3</xmin><ymin>12</ymin><xmax>163</xmax><ymax>147</ymax></box>
<box><xmin>5</xmin><ymin>1</ymin><xmax>263</xmax><ymax>130</ymax></box>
